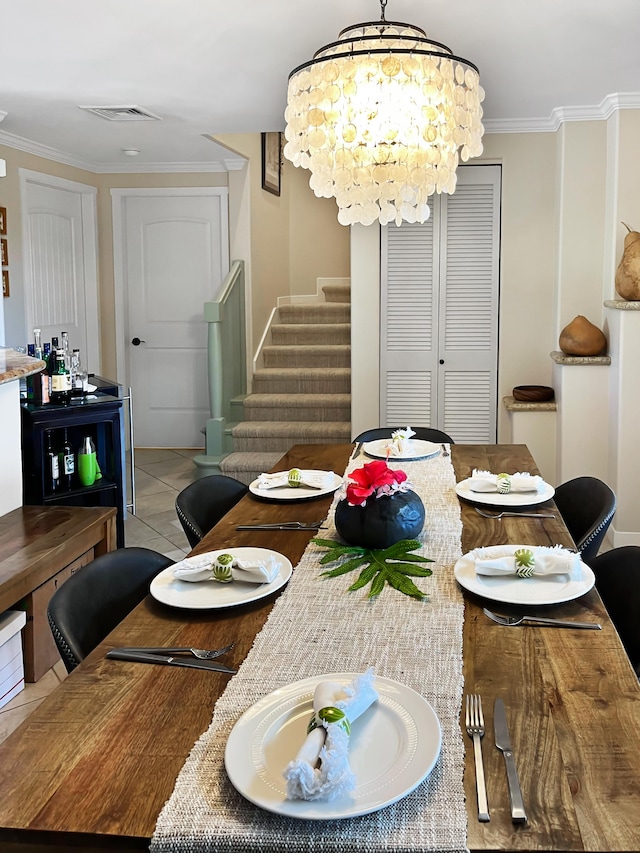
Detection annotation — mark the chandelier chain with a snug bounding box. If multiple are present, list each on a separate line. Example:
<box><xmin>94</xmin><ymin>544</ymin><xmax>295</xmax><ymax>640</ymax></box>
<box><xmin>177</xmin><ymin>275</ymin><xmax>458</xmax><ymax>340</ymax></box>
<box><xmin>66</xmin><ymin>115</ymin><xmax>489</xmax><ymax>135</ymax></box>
<box><xmin>379</xmin><ymin>0</ymin><xmax>387</xmax><ymax>22</ymax></box>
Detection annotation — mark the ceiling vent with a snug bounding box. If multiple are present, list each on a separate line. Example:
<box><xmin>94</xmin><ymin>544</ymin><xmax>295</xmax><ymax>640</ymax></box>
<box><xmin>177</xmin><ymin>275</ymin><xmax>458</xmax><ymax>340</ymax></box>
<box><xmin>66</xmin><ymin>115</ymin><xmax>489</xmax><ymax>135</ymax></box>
<box><xmin>78</xmin><ymin>105</ymin><xmax>163</xmax><ymax>122</ymax></box>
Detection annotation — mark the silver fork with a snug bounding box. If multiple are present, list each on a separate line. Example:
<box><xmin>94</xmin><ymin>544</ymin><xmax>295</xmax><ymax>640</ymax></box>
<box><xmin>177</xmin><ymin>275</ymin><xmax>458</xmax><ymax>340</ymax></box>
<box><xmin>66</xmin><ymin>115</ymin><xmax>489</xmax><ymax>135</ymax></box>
<box><xmin>441</xmin><ymin>443</ymin><xmax>450</xmax><ymax>457</ymax></box>
<box><xmin>474</xmin><ymin>507</ymin><xmax>555</xmax><ymax>520</ymax></box>
<box><xmin>118</xmin><ymin>642</ymin><xmax>235</xmax><ymax>660</ymax></box>
<box><xmin>465</xmin><ymin>694</ymin><xmax>490</xmax><ymax>822</ymax></box>
<box><xmin>236</xmin><ymin>521</ymin><xmax>324</xmax><ymax>530</ymax></box>
<box><xmin>483</xmin><ymin>608</ymin><xmax>601</xmax><ymax>630</ymax></box>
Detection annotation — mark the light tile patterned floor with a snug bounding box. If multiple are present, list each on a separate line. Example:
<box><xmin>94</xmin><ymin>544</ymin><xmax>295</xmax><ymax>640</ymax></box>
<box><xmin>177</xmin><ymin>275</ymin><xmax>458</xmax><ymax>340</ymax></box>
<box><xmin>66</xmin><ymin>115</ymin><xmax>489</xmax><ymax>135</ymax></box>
<box><xmin>0</xmin><ymin>449</ymin><xmax>201</xmax><ymax>745</ymax></box>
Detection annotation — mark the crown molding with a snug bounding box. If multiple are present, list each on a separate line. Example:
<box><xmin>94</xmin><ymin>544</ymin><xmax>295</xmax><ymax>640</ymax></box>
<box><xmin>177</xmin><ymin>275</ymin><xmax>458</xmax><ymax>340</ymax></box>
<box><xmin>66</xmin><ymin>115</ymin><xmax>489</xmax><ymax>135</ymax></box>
<box><xmin>0</xmin><ymin>129</ymin><xmax>246</xmax><ymax>173</ymax></box>
<box><xmin>484</xmin><ymin>92</ymin><xmax>640</xmax><ymax>134</ymax></box>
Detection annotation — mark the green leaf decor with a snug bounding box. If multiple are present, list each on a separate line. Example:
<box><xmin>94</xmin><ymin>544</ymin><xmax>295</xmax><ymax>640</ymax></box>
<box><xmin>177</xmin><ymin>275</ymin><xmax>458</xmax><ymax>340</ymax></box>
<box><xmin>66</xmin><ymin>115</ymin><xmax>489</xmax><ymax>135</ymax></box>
<box><xmin>312</xmin><ymin>538</ymin><xmax>433</xmax><ymax>601</ymax></box>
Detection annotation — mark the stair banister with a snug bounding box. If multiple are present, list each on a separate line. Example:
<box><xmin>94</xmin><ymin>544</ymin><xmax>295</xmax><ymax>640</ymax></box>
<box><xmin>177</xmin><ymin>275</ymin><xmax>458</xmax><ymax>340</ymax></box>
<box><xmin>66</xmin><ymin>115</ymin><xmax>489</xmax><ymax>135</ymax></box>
<box><xmin>201</xmin><ymin>259</ymin><xmax>246</xmax><ymax>458</ymax></box>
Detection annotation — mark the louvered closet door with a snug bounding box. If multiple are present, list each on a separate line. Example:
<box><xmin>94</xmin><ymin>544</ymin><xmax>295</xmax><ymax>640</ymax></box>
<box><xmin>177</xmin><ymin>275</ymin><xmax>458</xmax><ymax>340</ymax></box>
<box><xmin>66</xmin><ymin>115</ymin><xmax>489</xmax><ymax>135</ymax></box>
<box><xmin>381</xmin><ymin>165</ymin><xmax>501</xmax><ymax>442</ymax></box>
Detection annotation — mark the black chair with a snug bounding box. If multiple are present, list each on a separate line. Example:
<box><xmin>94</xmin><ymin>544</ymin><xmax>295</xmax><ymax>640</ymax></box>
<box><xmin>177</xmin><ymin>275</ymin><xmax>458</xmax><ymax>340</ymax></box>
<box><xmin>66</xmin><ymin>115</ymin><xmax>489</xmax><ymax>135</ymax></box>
<box><xmin>48</xmin><ymin>547</ymin><xmax>174</xmax><ymax>673</ymax></box>
<box><xmin>354</xmin><ymin>426</ymin><xmax>454</xmax><ymax>445</ymax></box>
<box><xmin>175</xmin><ymin>474</ymin><xmax>249</xmax><ymax>549</ymax></box>
<box><xmin>589</xmin><ymin>546</ymin><xmax>640</xmax><ymax>677</ymax></box>
<box><xmin>553</xmin><ymin>476</ymin><xmax>616</xmax><ymax>564</ymax></box>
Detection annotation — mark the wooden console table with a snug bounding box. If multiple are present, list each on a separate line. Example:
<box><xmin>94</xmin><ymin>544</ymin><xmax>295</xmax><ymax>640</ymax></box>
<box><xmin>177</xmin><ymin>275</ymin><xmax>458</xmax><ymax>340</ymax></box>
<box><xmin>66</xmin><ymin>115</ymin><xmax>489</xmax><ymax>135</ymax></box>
<box><xmin>0</xmin><ymin>505</ymin><xmax>116</xmax><ymax>681</ymax></box>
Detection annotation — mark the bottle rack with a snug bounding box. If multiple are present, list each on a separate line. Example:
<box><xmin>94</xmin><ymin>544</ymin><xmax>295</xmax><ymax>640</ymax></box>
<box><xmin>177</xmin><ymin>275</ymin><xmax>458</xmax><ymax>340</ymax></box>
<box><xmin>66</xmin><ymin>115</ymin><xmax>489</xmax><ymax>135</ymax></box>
<box><xmin>21</xmin><ymin>393</ymin><xmax>125</xmax><ymax>547</ymax></box>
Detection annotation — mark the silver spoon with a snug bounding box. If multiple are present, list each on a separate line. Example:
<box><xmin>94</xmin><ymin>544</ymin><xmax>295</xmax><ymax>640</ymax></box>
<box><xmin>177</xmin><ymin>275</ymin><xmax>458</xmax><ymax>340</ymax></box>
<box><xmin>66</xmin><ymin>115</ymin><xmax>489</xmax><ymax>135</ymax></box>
<box><xmin>474</xmin><ymin>507</ymin><xmax>555</xmax><ymax>520</ymax></box>
<box><xmin>483</xmin><ymin>608</ymin><xmax>600</xmax><ymax>630</ymax></box>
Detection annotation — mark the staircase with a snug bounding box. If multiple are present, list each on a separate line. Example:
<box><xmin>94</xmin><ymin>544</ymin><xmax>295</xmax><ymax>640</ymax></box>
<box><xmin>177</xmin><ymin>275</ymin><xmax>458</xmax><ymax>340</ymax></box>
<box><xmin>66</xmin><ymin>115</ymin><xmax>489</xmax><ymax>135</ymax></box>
<box><xmin>219</xmin><ymin>282</ymin><xmax>351</xmax><ymax>484</ymax></box>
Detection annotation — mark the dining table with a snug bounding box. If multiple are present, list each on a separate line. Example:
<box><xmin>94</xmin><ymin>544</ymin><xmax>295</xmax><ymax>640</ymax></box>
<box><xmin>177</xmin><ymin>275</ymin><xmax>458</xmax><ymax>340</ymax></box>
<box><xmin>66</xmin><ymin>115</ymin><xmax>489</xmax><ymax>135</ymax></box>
<box><xmin>0</xmin><ymin>442</ymin><xmax>638</xmax><ymax>853</ymax></box>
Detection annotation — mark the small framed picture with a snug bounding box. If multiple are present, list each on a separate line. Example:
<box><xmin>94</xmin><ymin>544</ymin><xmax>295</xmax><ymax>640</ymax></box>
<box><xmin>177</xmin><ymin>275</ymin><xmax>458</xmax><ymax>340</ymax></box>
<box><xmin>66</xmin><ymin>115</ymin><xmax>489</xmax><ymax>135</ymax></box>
<box><xmin>261</xmin><ymin>132</ymin><xmax>282</xmax><ymax>196</ymax></box>
<box><xmin>2</xmin><ymin>269</ymin><xmax>9</xmax><ymax>298</ymax></box>
<box><xmin>0</xmin><ymin>207</ymin><xmax>6</xmax><ymax>235</ymax></box>
<box><xmin>1</xmin><ymin>238</ymin><xmax>7</xmax><ymax>267</ymax></box>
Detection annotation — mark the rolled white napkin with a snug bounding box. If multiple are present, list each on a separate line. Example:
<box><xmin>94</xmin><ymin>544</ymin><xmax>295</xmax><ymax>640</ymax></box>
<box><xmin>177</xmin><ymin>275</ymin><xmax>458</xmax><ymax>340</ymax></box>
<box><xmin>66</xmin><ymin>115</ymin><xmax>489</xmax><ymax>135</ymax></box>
<box><xmin>468</xmin><ymin>469</ymin><xmax>543</xmax><ymax>494</ymax></box>
<box><xmin>257</xmin><ymin>469</ymin><xmax>335</xmax><ymax>490</ymax></box>
<box><xmin>473</xmin><ymin>545</ymin><xmax>581</xmax><ymax>579</ymax></box>
<box><xmin>173</xmin><ymin>552</ymin><xmax>281</xmax><ymax>584</ymax></box>
<box><xmin>283</xmin><ymin>668</ymin><xmax>378</xmax><ymax>801</ymax></box>
<box><xmin>384</xmin><ymin>426</ymin><xmax>416</xmax><ymax>457</ymax></box>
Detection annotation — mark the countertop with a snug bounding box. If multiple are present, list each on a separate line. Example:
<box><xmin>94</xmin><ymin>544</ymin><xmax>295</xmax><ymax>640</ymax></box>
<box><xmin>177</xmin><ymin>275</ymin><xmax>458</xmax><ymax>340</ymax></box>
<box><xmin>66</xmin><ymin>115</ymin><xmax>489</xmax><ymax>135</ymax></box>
<box><xmin>0</xmin><ymin>347</ymin><xmax>46</xmax><ymax>386</ymax></box>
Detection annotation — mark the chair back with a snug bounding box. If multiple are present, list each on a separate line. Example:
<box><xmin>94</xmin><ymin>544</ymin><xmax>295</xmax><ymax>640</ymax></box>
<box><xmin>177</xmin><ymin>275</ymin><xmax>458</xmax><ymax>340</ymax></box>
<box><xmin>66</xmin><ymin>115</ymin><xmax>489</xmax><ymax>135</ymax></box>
<box><xmin>553</xmin><ymin>476</ymin><xmax>616</xmax><ymax>563</ymax></box>
<box><xmin>354</xmin><ymin>427</ymin><xmax>454</xmax><ymax>444</ymax></box>
<box><xmin>590</xmin><ymin>546</ymin><xmax>640</xmax><ymax>676</ymax></box>
<box><xmin>175</xmin><ymin>474</ymin><xmax>248</xmax><ymax>549</ymax></box>
<box><xmin>48</xmin><ymin>547</ymin><xmax>174</xmax><ymax>672</ymax></box>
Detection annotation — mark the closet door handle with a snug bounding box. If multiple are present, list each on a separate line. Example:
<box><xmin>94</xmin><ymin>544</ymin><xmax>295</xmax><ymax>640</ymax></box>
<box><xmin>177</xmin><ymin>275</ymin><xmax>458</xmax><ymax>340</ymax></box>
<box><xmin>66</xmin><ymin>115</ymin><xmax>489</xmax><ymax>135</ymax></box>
<box><xmin>131</xmin><ymin>337</ymin><xmax>146</xmax><ymax>346</ymax></box>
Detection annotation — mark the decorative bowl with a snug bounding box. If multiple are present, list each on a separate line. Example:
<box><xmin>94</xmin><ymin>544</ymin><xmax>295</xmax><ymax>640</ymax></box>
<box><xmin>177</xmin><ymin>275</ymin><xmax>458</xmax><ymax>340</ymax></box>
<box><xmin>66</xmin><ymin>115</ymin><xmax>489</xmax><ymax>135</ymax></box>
<box><xmin>512</xmin><ymin>385</ymin><xmax>555</xmax><ymax>402</ymax></box>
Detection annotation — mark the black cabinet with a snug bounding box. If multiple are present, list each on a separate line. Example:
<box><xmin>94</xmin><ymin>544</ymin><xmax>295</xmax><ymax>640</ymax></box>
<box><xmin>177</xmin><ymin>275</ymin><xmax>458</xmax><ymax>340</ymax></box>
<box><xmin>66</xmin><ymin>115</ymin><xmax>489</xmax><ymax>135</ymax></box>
<box><xmin>21</xmin><ymin>392</ymin><xmax>125</xmax><ymax>547</ymax></box>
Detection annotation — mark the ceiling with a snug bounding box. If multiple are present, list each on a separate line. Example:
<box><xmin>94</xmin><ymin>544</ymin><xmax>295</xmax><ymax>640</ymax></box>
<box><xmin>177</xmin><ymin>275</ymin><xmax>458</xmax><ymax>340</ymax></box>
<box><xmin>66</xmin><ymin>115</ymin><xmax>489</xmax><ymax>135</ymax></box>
<box><xmin>1</xmin><ymin>0</ymin><xmax>639</xmax><ymax>173</ymax></box>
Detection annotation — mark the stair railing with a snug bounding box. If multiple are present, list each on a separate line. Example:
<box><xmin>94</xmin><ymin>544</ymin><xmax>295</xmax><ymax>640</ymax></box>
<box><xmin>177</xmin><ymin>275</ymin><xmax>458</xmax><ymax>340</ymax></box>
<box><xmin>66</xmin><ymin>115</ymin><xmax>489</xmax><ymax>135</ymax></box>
<box><xmin>202</xmin><ymin>259</ymin><xmax>246</xmax><ymax>457</ymax></box>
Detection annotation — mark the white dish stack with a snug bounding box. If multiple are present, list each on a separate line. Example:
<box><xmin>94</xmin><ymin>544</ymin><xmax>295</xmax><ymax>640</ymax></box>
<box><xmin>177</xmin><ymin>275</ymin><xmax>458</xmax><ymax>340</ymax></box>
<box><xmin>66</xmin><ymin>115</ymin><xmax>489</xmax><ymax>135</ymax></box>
<box><xmin>0</xmin><ymin>610</ymin><xmax>27</xmax><ymax>709</ymax></box>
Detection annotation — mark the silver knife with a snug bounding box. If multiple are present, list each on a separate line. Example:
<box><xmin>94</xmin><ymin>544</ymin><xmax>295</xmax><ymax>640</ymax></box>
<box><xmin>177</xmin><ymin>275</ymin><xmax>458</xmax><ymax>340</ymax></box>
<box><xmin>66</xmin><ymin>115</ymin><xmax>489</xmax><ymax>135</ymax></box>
<box><xmin>107</xmin><ymin>649</ymin><xmax>236</xmax><ymax>673</ymax></box>
<box><xmin>494</xmin><ymin>698</ymin><xmax>527</xmax><ymax>823</ymax></box>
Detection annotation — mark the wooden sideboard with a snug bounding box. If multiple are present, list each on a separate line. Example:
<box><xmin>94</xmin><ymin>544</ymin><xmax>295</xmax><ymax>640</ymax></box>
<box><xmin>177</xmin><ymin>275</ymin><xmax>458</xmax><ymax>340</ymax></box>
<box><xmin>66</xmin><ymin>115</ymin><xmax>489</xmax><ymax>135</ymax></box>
<box><xmin>0</xmin><ymin>505</ymin><xmax>116</xmax><ymax>680</ymax></box>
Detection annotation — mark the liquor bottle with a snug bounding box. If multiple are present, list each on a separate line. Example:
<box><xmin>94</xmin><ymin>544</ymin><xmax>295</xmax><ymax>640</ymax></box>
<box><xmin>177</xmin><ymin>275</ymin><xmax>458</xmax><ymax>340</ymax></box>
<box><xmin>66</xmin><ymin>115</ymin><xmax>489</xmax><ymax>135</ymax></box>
<box><xmin>50</xmin><ymin>349</ymin><xmax>72</xmax><ymax>405</ymax></box>
<box><xmin>71</xmin><ymin>348</ymin><xmax>88</xmax><ymax>397</ymax></box>
<box><xmin>60</xmin><ymin>427</ymin><xmax>75</xmax><ymax>489</ymax></box>
<box><xmin>26</xmin><ymin>344</ymin><xmax>36</xmax><ymax>401</ymax></box>
<box><xmin>46</xmin><ymin>431</ymin><xmax>60</xmax><ymax>493</ymax></box>
<box><xmin>33</xmin><ymin>328</ymin><xmax>43</xmax><ymax>360</ymax></box>
<box><xmin>40</xmin><ymin>342</ymin><xmax>51</xmax><ymax>404</ymax></box>
<box><xmin>61</xmin><ymin>332</ymin><xmax>70</xmax><ymax>371</ymax></box>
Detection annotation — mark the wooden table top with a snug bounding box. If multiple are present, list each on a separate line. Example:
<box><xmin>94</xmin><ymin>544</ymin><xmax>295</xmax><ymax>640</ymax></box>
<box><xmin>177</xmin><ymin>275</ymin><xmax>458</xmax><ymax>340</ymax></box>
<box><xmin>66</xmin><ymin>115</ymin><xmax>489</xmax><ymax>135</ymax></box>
<box><xmin>0</xmin><ymin>444</ymin><xmax>638</xmax><ymax>853</ymax></box>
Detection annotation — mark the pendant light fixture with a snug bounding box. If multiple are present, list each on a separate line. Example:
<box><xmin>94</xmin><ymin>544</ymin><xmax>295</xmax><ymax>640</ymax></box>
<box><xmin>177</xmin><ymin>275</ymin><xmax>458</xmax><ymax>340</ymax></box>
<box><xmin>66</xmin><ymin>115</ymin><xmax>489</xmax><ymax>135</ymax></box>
<box><xmin>283</xmin><ymin>0</ymin><xmax>485</xmax><ymax>227</ymax></box>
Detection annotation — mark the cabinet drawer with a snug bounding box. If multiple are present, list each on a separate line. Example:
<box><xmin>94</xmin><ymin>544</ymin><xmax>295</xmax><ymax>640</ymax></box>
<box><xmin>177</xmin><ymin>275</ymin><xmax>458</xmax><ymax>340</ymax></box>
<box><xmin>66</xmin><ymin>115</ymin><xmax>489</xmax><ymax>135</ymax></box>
<box><xmin>22</xmin><ymin>548</ymin><xmax>95</xmax><ymax>682</ymax></box>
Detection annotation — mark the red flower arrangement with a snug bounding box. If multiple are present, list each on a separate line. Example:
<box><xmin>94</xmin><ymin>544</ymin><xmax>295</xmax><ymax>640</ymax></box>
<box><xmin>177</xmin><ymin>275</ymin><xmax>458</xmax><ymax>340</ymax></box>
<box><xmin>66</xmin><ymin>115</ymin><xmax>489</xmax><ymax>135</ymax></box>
<box><xmin>340</xmin><ymin>460</ymin><xmax>411</xmax><ymax>507</ymax></box>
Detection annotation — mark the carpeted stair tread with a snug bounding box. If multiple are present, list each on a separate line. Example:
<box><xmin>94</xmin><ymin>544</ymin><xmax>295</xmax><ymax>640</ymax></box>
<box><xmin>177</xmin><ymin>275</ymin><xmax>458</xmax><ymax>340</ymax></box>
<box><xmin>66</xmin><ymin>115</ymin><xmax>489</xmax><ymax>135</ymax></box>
<box><xmin>243</xmin><ymin>393</ymin><xmax>351</xmax><ymax>422</ymax></box>
<box><xmin>278</xmin><ymin>303</ymin><xmax>350</xmax><ymax>324</ymax></box>
<box><xmin>231</xmin><ymin>421</ymin><xmax>351</xmax><ymax>452</ymax></box>
<box><xmin>322</xmin><ymin>283</ymin><xmax>351</xmax><ymax>303</ymax></box>
<box><xmin>244</xmin><ymin>393</ymin><xmax>351</xmax><ymax>407</ymax></box>
<box><xmin>252</xmin><ymin>368</ymin><xmax>350</xmax><ymax>395</ymax></box>
<box><xmin>263</xmin><ymin>344</ymin><xmax>350</xmax><ymax>368</ymax></box>
<box><xmin>271</xmin><ymin>323</ymin><xmax>350</xmax><ymax>346</ymax></box>
<box><xmin>219</xmin><ymin>452</ymin><xmax>285</xmax><ymax>486</ymax></box>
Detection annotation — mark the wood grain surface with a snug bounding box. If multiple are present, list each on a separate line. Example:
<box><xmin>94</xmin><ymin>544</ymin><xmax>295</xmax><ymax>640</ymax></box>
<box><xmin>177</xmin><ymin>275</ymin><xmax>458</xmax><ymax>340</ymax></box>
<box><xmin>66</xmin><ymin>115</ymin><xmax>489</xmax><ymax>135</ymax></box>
<box><xmin>0</xmin><ymin>444</ymin><xmax>638</xmax><ymax>853</ymax></box>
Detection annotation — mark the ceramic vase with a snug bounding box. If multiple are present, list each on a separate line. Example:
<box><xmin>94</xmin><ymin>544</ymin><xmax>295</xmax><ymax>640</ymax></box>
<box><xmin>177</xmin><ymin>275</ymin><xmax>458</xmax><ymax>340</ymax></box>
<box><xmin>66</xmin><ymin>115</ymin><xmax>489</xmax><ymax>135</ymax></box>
<box><xmin>334</xmin><ymin>491</ymin><xmax>425</xmax><ymax>550</ymax></box>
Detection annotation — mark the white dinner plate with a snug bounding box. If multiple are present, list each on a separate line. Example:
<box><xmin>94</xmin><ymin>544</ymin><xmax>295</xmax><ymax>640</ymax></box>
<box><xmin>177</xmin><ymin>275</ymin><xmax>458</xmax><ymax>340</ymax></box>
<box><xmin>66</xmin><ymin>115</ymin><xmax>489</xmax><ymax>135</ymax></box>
<box><xmin>225</xmin><ymin>673</ymin><xmax>441</xmax><ymax>820</ymax></box>
<box><xmin>150</xmin><ymin>548</ymin><xmax>292</xmax><ymax>610</ymax></box>
<box><xmin>362</xmin><ymin>439</ymin><xmax>441</xmax><ymax>461</ymax></box>
<box><xmin>455</xmin><ymin>478</ymin><xmax>555</xmax><ymax>507</ymax></box>
<box><xmin>453</xmin><ymin>545</ymin><xmax>595</xmax><ymax>605</ymax></box>
<box><xmin>249</xmin><ymin>471</ymin><xmax>342</xmax><ymax>501</ymax></box>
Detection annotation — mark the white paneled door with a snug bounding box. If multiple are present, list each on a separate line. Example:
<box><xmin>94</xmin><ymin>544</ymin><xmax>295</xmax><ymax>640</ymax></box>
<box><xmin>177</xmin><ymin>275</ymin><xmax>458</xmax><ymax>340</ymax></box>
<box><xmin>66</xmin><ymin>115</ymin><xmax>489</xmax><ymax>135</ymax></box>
<box><xmin>381</xmin><ymin>165</ymin><xmax>501</xmax><ymax>443</ymax></box>
<box><xmin>114</xmin><ymin>189</ymin><xmax>229</xmax><ymax>448</ymax></box>
<box><xmin>20</xmin><ymin>170</ymin><xmax>99</xmax><ymax>371</ymax></box>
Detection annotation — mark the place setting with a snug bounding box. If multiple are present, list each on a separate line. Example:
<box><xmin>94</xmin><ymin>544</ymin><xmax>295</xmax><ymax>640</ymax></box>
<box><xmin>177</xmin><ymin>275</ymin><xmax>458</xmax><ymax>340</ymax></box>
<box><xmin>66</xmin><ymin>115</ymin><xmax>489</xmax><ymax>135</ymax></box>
<box><xmin>224</xmin><ymin>668</ymin><xmax>442</xmax><ymax>820</ymax></box>
<box><xmin>248</xmin><ymin>468</ymin><xmax>343</xmax><ymax>501</ymax></box>
<box><xmin>455</xmin><ymin>468</ymin><xmax>555</xmax><ymax>508</ymax></box>
<box><xmin>148</xmin><ymin>547</ymin><xmax>293</xmax><ymax>610</ymax></box>
<box><xmin>361</xmin><ymin>426</ymin><xmax>443</xmax><ymax>462</ymax></box>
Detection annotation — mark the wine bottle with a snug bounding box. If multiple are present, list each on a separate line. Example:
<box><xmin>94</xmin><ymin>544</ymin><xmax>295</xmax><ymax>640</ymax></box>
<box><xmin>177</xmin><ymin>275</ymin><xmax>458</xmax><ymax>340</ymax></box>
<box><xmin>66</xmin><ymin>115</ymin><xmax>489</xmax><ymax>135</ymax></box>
<box><xmin>46</xmin><ymin>431</ymin><xmax>60</xmax><ymax>493</ymax></box>
<box><xmin>60</xmin><ymin>427</ymin><xmax>75</xmax><ymax>489</ymax></box>
<box><xmin>40</xmin><ymin>342</ymin><xmax>51</xmax><ymax>404</ymax></box>
<box><xmin>50</xmin><ymin>348</ymin><xmax>72</xmax><ymax>405</ymax></box>
<box><xmin>26</xmin><ymin>344</ymin><xmax>36</xmax><ymax>401</ymax></box>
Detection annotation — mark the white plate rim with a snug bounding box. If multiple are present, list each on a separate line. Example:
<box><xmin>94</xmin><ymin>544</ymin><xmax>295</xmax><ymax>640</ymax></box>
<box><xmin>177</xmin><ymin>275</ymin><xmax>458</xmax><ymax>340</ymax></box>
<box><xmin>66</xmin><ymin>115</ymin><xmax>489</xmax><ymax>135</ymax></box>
<box><xmin>453</xmin><ymin>544</ymin><xmax>595</xmax><ymax>605</ymax></box>
<box><xmin>149</xmin><ymin>548</ymin><xmax>293</xmax><ymax>610</ymax></box>
<box><xmin>362</xmin><ymin>439</ymin><xmax>441</xmax><ymax>461</ymax></box>
<box><xmin>224</xmin><ymin>673</ymin><xmax>442</xmax><ymax>820</ymax></box>
<box><xmin>455</xmin><ymin>478</ymin><xmax>555</xmax><ymax>507</ymax></box>
<box><xmin>249</xmin><ymin>470</ymin><xmax>342</xmax><ymax>501</ymax></box>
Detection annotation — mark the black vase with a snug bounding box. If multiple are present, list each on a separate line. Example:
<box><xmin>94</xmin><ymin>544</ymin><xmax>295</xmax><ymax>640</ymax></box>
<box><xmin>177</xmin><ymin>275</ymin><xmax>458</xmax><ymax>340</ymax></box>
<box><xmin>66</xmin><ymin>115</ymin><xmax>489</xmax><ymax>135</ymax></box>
<box><xmin>334</xmin><ymin>491</ymin><xmax>425</xmax><ymax>550</ymax></box>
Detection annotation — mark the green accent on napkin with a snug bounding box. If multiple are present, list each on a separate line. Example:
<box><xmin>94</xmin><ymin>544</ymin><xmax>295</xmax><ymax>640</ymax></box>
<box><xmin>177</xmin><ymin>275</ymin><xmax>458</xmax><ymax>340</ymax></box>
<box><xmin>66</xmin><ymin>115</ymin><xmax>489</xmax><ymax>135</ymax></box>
<box><xmin>307</xmin><ymin>705</ymin><xmax>351</xmax><ymax>736</ymax></box>
<box><xmin>514</xmin><ymin>548</ymin><xmax>536</xmax><ymax>578</ymax></box>
<box><xmin>312</xmin><ymin>538</ymin><xmax>433</xmax><ymax>601</ymax></box>
<box><xmin>288</xmin><ymin>468</ymin><xmax>302</xmax><ymax>488</ymax></box>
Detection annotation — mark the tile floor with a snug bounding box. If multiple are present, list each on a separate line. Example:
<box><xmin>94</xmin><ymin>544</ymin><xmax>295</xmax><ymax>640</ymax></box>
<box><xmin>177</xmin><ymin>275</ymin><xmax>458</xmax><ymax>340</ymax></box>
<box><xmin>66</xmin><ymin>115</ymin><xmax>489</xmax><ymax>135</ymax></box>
<box><xmin>0</xmin><ymin>448</ymin><xmax>201</xmax><ymax>745</ymax></box>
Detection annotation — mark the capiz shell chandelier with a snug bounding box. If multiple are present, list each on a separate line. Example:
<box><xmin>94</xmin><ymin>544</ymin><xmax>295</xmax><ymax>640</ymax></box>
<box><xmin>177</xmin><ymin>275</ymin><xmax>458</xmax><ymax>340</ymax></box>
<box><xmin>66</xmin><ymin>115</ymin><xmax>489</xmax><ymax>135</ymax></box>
<box><xmin>283</xmin><ymin>0</ymin><xmax>484</xmax><ymax>227</ymax></box>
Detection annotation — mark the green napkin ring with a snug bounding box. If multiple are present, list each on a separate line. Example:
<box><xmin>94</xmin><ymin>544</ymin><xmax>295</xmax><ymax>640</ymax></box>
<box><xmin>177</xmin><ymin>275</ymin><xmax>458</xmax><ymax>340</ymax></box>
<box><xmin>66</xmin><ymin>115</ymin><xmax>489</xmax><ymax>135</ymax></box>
<box><xmin>514</xmin><ymin>548</ymin><xmax>535</xmax><ymax>578</ymax></box>
<box><xmin>288</xmin><ymin>468</ymin><xmax>302</xmax><ymax>488</ymax></box>
<box><xmin>213</xmin><ymin>553</ymin><xmax>234</xmax><ymax>583</ymax></box>
<box><xmin>307</xmin><ymin>705</ymin><xmax>351</xmax><ymax>736</ymax></box>
<box><xmin>497</xmin><ymin>472</ymin><xmax>511</xmax><ymax>494</ymax></box>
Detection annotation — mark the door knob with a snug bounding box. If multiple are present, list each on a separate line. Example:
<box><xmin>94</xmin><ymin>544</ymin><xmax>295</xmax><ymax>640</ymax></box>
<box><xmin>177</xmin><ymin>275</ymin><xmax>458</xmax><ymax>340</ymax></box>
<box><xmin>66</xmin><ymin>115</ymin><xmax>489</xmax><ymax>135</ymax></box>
<box><xmin>131</xmin><ymin>337</ymin><xmax>146</xmax><ymax>346</ymax></box>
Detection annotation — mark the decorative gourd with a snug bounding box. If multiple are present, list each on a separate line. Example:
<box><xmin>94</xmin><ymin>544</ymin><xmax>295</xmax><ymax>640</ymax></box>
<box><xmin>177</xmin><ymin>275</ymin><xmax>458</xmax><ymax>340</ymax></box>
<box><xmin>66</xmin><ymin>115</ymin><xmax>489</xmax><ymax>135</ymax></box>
<box><xmin>615</xmin><ymin>223</ymin><xmax>640</xmax><ymax>301</ymax></box>
<box><xmin>559</xmin><ymin>315</ymin><xmax>607</xmax><ymax>356</ymax></box>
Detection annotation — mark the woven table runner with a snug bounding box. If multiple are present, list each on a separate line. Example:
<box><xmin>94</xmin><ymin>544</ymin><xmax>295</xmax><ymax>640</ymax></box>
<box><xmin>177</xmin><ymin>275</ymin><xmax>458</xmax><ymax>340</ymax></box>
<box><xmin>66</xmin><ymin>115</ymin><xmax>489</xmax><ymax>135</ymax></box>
<box><xmin>151</xmin><ymin>451</ymin><xmax>467</xmax><ymax>853</ymax></box>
